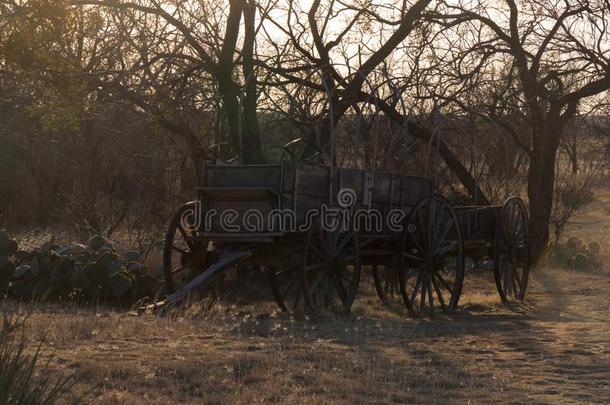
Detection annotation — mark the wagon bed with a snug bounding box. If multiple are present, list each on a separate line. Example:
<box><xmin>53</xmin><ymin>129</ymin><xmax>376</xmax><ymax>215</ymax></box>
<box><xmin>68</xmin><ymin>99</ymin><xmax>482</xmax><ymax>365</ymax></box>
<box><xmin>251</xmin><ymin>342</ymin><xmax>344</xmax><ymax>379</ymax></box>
<box><xmin>199</xmin><ymin>162</ymin><xmax>434</xmax><ymax>236</ymax></box>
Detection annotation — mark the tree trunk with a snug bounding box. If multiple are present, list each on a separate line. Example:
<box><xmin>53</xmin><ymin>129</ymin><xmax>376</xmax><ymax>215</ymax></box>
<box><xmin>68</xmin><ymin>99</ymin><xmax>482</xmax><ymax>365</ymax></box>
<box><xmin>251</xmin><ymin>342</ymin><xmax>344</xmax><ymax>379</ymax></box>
<box><xmin>217</xmin><ymin>0</ymin><xmax>245</xmax><ymax>161</ymax></box>
<box><xmin>240</xmin><ymin>0</ymin><xmax>264</xmax><ymax>163</ymax></box>
<box><xmin>569</xmin><ymin>146</ymin><xmax>578</xmax><ymax>174</ymax></box>
<box><xmin>527</xmin><ymin>154</ymin><xmax>554</xmax><ymax>264</ymax></box>
<box><xmin>218</xmin><ymin>77</ymin><xmax>241</xmax><ymax>158</ymax></box>
<box><xmin>527</xmin><ymin>122</ymin><xmax>562</xmax><ymax>264</ymax></box>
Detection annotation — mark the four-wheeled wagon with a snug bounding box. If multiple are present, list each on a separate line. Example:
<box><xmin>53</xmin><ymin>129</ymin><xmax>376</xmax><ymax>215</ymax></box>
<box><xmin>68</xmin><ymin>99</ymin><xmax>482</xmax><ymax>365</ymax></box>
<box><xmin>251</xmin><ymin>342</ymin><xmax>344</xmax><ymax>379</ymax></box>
<box><xmin>158</xmin><ymin>137</ymin><xmax>530</xmax><ymax>317</ymax></box>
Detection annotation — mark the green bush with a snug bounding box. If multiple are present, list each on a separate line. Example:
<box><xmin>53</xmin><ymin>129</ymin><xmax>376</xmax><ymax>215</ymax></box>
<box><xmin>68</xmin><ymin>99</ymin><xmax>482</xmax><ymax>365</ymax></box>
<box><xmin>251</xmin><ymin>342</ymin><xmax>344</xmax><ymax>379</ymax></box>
<box><xmin>0</xmin><ymin>230</ymin><xmax>155</xmax><ymax>304</ymax></box>
<box><xmin>550</xmin><ymin>236</ymin><xmax>602</xmax><ymax>272</ymax></box>
<box><xmin>0</xmin><ymin>314</ymin><xmax>75</xmax><ymax>404</ymax></box>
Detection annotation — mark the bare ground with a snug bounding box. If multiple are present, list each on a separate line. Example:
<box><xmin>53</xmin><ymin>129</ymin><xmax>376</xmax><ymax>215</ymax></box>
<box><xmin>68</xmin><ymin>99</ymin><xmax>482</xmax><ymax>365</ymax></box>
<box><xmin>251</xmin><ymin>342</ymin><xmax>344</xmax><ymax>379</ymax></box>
<box><xmin>7</xmin><ymin>188</ymin><xmax>610</xmax><ymax>404</ymax></box>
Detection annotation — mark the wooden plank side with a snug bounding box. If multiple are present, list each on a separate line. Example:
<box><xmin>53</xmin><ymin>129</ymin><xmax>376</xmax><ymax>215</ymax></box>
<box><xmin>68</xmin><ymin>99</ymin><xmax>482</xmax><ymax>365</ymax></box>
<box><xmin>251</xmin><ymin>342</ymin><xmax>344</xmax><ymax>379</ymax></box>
<box><xmin>400</xmin><ymin>176</ymin><xmax>434</xmax><ymax>206</ymax></box>
<box><xmin>204</xmin><ymin>165</ymin><xmax>282</xmax><ymax>190</ymax></box>
<box><xmin>454</xmin><ymin>206</ymin><xmax>501</xmax><ymax>241</ymax></box>
<box><xmin>371</xmin><ymin>172</ymin><xmax>393</xmax><ymax>204</ymax></box>
<box><xmin>204</xmin><ymin>200</ymin><xmax>277</xmax><ymax>233</ymax></box>
<box><xmin>337</xmin><ymin>168</ymin><xmax>365</xmax><ymax>204</ymax></box>
<box><xmin>294</xmin><ymin>163</ymin><xmax>331</xmax><ymax>198</ymax></box>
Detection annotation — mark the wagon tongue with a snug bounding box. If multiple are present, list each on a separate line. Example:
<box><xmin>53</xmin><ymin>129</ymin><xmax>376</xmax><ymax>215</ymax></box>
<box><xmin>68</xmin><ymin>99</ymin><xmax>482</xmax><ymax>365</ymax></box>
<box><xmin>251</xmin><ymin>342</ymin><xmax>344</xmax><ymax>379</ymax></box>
<box><xmin>137</xmin><ymin>248</ymin><xmax>253</xmax><ymax>314</ymax></box>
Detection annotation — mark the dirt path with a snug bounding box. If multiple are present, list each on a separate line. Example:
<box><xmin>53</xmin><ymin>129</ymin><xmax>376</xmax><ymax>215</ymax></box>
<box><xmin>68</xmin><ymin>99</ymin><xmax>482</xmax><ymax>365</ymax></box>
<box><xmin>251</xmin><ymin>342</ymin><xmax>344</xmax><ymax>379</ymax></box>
<box><xmin>14</xmin><ymin>190</ymin><xmax>610</xmax><ymax>404</ymax></box>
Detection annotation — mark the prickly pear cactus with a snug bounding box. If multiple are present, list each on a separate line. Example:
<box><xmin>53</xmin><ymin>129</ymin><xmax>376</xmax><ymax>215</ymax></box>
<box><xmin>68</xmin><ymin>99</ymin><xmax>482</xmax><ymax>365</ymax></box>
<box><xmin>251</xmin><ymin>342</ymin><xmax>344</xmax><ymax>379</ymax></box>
<box><xmin>4</xmin><ymin>232</ymin><xmax>154</xmax><ymax>304</ymax></box>
<box><xmin>550</xmin><ymin>236</ymin><xmax>602</xmax><ymax>272</ymax></box>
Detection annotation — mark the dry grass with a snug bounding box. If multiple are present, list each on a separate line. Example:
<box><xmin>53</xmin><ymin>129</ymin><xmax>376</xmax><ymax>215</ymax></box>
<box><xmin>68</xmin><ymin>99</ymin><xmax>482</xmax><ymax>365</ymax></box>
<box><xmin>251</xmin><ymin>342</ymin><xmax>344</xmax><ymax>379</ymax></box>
<box><xmin>3</xmin><ymin>185</ymin><xmax>610</xmax><ymax>404</ymax></box>
<box><xmin>10</xmin><ymin>267</ymin><xmax>610</xmax><ymax>404</ymax></box>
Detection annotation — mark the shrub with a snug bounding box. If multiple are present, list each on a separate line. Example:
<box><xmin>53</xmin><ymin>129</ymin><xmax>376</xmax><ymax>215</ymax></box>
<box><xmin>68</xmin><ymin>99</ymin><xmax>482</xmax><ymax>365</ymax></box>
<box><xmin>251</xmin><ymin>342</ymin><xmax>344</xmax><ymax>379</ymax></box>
<box><xmin>551</xmin><ymin>162</ymin><xmax>604</xmax><ymax>242</ymax></box>
<box><xmin>549</xmin><ymin>236</ymin><xmax>603</xmax><ymax>272</ymax></box>
<box><xmin>0</xmin><ymin>314</ymin><xmax>75</xmax><ymax>404</ymax></box>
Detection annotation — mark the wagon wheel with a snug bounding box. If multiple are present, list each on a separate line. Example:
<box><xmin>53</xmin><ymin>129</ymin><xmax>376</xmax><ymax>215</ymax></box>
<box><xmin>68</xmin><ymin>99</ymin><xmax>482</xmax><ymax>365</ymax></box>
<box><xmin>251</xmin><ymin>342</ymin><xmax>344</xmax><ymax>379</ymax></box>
<box><xmin>372</xmin><ymin>265</ymin><xmax>401</xmax><ymax>303</ymax></box>
<box><xmin>308</xmin><ymin>221</ymin><xmax>362</xmax><ymax>313</ymax></box>
<box><xmin>493</xmin><ymin>196</ymin><xmax>530</xmax><ymax>302</ymax></box>
<box><xmin>270</xmin><ymin>221</ymin><xmax>362</xmax><ymax>314</ymax></box>
<box><xmin>163</xmin><ymin>202</ymin><xmax>222</xmax><ymax>299</ymax></box>
<box><xmin>269</xmin><ymin>264</ymin><xmax>310</xmax><ymax>313</ymax></box>
<box><xmin>398</xmin><ymin>195</ymin><xmax>465</xmax><ymax>317</ymax></box>
<box><xmin>269</xmin><ymin>227</ymin><xmax>323</xmax><ymax>313</ymax></box>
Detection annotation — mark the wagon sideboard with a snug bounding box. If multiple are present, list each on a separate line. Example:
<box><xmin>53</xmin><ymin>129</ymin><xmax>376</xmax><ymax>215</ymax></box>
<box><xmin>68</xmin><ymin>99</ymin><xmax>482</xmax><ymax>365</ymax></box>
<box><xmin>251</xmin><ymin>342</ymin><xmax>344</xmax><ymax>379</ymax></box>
<box><xmin>198</xmin><ymin>162</ymin><xmax>434</xmax><ymax>234</ymax></box>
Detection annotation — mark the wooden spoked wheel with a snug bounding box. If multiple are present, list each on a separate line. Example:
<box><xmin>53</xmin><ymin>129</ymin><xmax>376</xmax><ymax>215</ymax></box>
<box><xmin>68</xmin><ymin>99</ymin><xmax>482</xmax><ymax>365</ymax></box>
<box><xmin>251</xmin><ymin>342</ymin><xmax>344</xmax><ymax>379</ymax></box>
<box><xmin>268</xmin><ymin>226</ymin><xmax>326</xmax><ymax>313</ymax></box>
<box><xmin>270</xmin><ymin>220</ymin><xmax>361</xmax><ymax>313</ymax></box>
<box><xmin>308</xmin><ymin>221</ymin><xmax>361</xmax><ymax>312</ymax></box>
<box><xmin>163</xmin><ymin>202</ymin><xmax>221</xmax><ymax>298</ymax></box>
<box><xmin>372</xmin><ymin>265</ymin><xmax>401</xmax><ymax>303</ymax></box>
<box><xmin>269</xmin><ymin>264</ymin><xmax>310</xmax><ymax>313</ymax></box>
<box><xmin>398</xmin><ymin>195</ymin><xmax>465</xmax><ymax>317</ymax></box>
<box><xmin>493</xmin><ymin>196</ymin><xmax>530</xmax><ymax>302</ymax></box>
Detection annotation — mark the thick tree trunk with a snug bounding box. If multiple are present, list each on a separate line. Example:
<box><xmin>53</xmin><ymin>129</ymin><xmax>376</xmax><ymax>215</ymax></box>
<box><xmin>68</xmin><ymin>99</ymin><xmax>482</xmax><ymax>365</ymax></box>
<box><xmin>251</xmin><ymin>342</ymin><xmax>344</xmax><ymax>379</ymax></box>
<box><xmin>527</xmin><ymin>152</ymin><xmax>555</xmax><ymax>264</ymax></box>
<box><xmin>569</xmin><ymin>147</ymin><xmax>578</xmax><ymax>174</ymax></box>
<box><xmin>217</xmin><ymin>0</ymin><xmax>246</xmax><ymax>162</ymax></box>
<box><xmin>218</xmin><ymin>78</ymin><xmax>241</xmax><ymax>158</ymax></box>
<box><xmin>214</xmin><ymin>0</ymin><xmax>264</xmax><ymax>163</ymax></box>
<box><xmin>241</xmin><ymin>0</ymin><xmax>264</xmax><ymax>164</ymax></box>
<box><xmin>527</xmin><ymin>120</ymin><xmax>563</xmax><ymax>264</ymax></box>
<box><xmin>241</xmin><ymin>93</ymin><xmax>264</xmax><ymax>163</ymax></box>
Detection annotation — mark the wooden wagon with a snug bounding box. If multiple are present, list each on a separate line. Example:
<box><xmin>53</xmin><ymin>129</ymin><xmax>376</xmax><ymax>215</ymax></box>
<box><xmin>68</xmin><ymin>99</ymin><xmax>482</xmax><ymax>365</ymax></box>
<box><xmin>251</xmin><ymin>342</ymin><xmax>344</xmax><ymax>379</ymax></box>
<box><xmin>157</xmin><ymin>138</ymin><xmax>530</xmax><ymax>317</ymax></box>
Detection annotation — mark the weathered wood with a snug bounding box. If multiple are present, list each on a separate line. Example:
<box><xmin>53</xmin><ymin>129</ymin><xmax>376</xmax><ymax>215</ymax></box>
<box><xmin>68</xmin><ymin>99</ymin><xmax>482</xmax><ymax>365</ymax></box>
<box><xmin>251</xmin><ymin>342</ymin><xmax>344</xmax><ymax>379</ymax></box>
<box><xmin>143</xmin><ymin>248</ymin><xmax>253</xmax><ymax>313</ymax></box>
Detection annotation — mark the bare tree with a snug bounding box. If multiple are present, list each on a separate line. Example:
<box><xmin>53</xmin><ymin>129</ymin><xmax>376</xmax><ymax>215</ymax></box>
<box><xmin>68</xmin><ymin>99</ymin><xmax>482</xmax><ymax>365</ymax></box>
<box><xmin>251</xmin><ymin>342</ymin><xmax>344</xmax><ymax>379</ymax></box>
<box><xmin>427</xmin><ymin>0</ymin><xmax>610</xmax><ymax>260</ymax></box>
<box><xmin>70</xmin><ymin>0</ymin><xmax>266</xmax><ymax>163</ymax></box>
<box><xmin>259</xmin><ymin>0</ymin><xmax>490</xmax><ymax>203</ymax></box>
